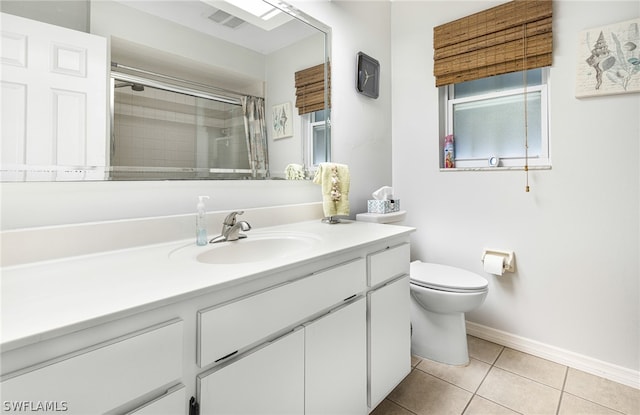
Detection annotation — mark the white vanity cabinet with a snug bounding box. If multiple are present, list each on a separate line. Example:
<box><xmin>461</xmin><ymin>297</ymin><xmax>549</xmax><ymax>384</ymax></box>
<box><xmin>196</xmin><ymin>259</ymin><xmax>367</xmax><ymax>415</ymax></box>
<box><xmin>1</xmin><ymin>221</ymin><xmax>414</xmax><ymax>415</ymax></box>
<box><xmin>0</xmin><ymin>319</ymin><xmax>184</xmax><ymax>415</ymax></box>
<box><xmin>367</xmin><ymin>244</ymin><xmax>412</xmax><ymax>410</ymax></box>
<box><xmin>197</xmin><ymin>297</ymin><xmax>367</xmax><ymax>415</ymax></box>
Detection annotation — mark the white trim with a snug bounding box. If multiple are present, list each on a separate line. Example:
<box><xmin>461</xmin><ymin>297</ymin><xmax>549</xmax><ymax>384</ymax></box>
<box><xmin>466</xmin><ymin>321</ymin><xmax>640</xmax><ymax>390</ymax></box>
<box><xmin>440</xmin><ymin>165</ymin><xmax>552</xmax><ymax>172</ymax></box>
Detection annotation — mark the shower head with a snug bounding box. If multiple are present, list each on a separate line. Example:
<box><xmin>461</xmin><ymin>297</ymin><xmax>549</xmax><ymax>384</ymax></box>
<box><xmin>115</xmin><ymin>82</ymin><xmax>145</xmax><ymax>92</ymax></box>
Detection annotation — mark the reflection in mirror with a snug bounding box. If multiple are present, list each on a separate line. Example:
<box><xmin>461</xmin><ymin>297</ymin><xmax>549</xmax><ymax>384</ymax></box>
<box><xmin>0</xmin><ymin>0</ymin><xmax>331</xmax><ymax>181</ymax></box>
<box><xmin>111</xmin><ymin>70</ymin><xmax>252</xmax><ymax>179</ymax></box>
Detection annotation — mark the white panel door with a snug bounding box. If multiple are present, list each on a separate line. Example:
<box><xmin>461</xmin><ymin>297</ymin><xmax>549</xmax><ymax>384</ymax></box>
<box><xmin>368</xmin><ymin>275</ymin><xmax>411</xmax><ymax>410</ymax></box>
<box><xmin>304</xmin><ymin>297</ymin><xmax>367</xmax><ymax>415</ymax></box>
<box><xmin>198</xmin><ymin>328</ymin><xmax>304</xmax><ymax>415</ymax></box>
<box><xmin>0</xmin><ymin>12</ymin><xmax>108</xmax><ymax>181</ymax></box>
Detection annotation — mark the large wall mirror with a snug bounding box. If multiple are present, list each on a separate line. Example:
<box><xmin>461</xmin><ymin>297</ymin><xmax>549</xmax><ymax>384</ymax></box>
<box><xmin>0</xmin><ymin>0</ymin><xmax>331</xmax><ymax>181</ymax></box>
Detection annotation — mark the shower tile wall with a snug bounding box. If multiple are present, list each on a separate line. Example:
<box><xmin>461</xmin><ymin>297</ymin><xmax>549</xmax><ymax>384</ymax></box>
<box><xmin>113</xmin><ymin>86</ymin><xmax>247</xmax><ymax>179</ymax></box>
<box><xmin>114</xmin><ymin>87</ymin><xmax>195</xmax><ymax>168</ymax></box>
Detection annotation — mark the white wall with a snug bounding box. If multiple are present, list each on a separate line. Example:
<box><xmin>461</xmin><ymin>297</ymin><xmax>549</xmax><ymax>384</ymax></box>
<box><xmin>292</xmin><ymin>0</ymin><xmax>393</xmax><ymax>217</ymax></box>
<box><xmin>0</xmin><ymin>1</ymin><xmax>393</xmax><ymax>229</ymax></box>
<box><xmin>392</xmin><ymin>0</ymin><xmax>639</xmax><ymax>374</ymax></box>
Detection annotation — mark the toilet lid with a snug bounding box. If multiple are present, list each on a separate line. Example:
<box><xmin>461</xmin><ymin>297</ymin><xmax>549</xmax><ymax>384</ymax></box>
<box><xmin>410</xmin><ymin>261</ymin><xmax>488</xmax><ymax>292</ymax></box>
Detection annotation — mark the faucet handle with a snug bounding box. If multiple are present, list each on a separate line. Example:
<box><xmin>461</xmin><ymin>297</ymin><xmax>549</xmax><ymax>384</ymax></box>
<box><xmin>223</xmin><ymin>211</ymin><xmax>244</xmax><ymax>225</ymax></box>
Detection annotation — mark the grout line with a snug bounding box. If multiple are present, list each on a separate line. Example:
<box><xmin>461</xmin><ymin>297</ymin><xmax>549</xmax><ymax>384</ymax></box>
<box><xmin>383</xmin><ymin>368</ymin><xmax>420</xmax><ymax>415</ymax></box>
<box><xmin>459</xmin><ymin>345</ymin><xmax>507</xmax><ymax>414</ymax></box>
<box><xmin>462</xmin><ymin>346</ymin><xmax>505</xmax><ymax>414</ymax></box>
<box><xmin>403</xmin><ymin>341</ymin><xmax>634</xmax><ymax>415</ymax></box>
<box><xmin>492</xmin><ymin>347</ymin><xmax>569</xmax><ymax>392</ymax></box>
<box><xmin>555</xmin><ymin>366</ymin><xmax>569</xmax><ymax>415</ymax></box>
<box><xmin>560</xmin><ymin>391</ymin><xmax>628</xmax><ymax>415</ymax></box>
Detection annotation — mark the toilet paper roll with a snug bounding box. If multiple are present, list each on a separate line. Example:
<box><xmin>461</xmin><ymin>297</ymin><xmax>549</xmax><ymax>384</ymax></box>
<box><xmin>483</xmin><ymin>254</ymin><xmax>505</xmax><ymax>275</ymax></box>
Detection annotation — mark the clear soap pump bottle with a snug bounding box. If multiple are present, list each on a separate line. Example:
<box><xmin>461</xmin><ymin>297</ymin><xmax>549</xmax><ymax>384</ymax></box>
<box><xmin>196</xmin><ymin>195</ymin><xmax>210</xmax><ymax>246</ymax></box>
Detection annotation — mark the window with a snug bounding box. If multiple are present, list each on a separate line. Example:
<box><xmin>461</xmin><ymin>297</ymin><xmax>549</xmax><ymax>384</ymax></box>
<box><xmin>444</xmin><ymin>68</ymin><xmax>550</xmax><ymax>169</ymax></box>
<box><xmin>304</xmin><ymin>109</ymin><xmax>331</xmax><ymax>168</ymax></box>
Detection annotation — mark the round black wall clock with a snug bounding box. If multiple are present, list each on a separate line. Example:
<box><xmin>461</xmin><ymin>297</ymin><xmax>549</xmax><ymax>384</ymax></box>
<box><xmin>356</xmin><ymin>52</ymin><xmax>379</xmax><ymax>99</ymax></box>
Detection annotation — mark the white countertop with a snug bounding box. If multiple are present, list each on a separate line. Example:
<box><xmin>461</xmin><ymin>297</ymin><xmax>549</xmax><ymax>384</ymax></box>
<box><xmin>1</xmin><ymin>220</ymin><xmax>414</xmax><ymax>350</ymax></box>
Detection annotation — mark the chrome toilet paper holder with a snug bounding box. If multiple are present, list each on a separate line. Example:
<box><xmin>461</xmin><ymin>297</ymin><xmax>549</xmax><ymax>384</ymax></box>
<box><xmin>481</xmin><ymin>249</ymin><xmax>515</xmax><ymax>273</ymax></box>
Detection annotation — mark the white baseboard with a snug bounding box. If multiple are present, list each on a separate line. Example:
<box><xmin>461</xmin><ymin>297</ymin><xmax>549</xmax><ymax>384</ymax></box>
<box><xmin>466</xmin><ymin>321</ymin><xmax>640</xmax><ymax>390</ymax></box>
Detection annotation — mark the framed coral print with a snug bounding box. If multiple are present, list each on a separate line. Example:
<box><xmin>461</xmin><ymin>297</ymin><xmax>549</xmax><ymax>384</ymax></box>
<box><xmin>575</xmin><ymin>18</ymin><xmax>640</xmax><ymax>98</ymax></box>
<box><xmin>272</xmin><ymin>102</ymin><xmax>293</xmax><ymax>139</ymax></box>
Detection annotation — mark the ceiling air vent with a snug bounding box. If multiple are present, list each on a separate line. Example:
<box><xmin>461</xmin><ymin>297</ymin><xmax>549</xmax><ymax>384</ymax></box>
<box><xmin>208</xmin><ymin>9</ymin><xmax>246</xmax><ymax>29</ymax></box>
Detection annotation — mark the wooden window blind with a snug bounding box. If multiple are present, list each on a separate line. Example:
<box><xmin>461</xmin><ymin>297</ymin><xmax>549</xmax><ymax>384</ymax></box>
<box><xmin>433</xmin><ymin>0</ymin><xmax>552</xmax><ymax>87</ymax></box>
<box><xmin>294</xmin><ymin>62</ymin><xmax>331</xmax><ymax>115</ymax></box>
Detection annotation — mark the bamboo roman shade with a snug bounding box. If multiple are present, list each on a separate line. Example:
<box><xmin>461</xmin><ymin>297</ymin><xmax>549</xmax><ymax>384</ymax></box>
<box><xmin>294</xmin><ymin>62</ymin><xmax>331</xmax><ymax>115</ymax></box>
<box><xmin>433</xmin><ymin>0</ymin><xmax>553</xmax><ymax>87</ymax></box>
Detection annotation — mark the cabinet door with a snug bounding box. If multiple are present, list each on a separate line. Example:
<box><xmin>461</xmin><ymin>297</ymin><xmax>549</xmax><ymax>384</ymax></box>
<box><xmin>197</xmin><ymin>328</ymin><xmax>304</xmax><ymax>415</ymax></box>
<box><xmin>368</xmin><ymin>276</ymin><xmax>411</xmax><ymax>410</ymax></box>
<box><xmin>305</xmin><ymin>297</ymin><xmax>367</xmax><ymax>415</ymax></box>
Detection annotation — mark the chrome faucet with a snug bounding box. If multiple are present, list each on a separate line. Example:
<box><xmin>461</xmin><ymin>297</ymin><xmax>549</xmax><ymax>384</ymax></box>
<box><xmin>209</xmin><ymin>211</ymin><xmax>252</xmax><ymax>243</ymax></box>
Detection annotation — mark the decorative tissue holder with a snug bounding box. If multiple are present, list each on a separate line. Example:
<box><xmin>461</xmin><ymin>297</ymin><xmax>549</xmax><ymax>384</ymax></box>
<box><xmin>367</xmin><ymin>199</ymin><xmax>400</xmax><ymax>214</ymax></box>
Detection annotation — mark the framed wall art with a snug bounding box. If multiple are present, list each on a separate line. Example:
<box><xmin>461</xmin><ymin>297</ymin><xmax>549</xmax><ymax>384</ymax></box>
<box><xmin>575</xmin><ymin>18</ymin><xmax>640</xmax><ymax>98</ymax></box>
<box><xmin>272</xmin><ymin>102</ymin><xmax>293</xmax><ymax>139</ymax></box>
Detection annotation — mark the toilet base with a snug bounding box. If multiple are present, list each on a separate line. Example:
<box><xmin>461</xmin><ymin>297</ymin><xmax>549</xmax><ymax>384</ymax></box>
<box><xmin>410</xmin><ymin>296</ymin><xmax>470</xmax><ymax>366</ymax></box>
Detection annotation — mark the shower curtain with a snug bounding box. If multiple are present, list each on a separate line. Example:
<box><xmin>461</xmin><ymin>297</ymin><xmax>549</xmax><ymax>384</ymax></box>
<box><xmin>241</xmin><ymin>96</ymin><xmax>270</xmax><ymax>178</ymax></box>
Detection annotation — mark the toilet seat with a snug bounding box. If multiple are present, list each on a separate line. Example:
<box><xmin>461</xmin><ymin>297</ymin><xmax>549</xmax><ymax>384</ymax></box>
<box><xmin>410</xmin><ymin>261</ymin><xmax>488</xmax><ymax>293</ymax></box>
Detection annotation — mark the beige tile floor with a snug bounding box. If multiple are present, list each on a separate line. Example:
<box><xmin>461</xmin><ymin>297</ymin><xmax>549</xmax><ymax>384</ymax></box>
<box><xmin>372</xmin><ymin>336</ymin><xmax>640</xmax><ymax>415</ymax></box>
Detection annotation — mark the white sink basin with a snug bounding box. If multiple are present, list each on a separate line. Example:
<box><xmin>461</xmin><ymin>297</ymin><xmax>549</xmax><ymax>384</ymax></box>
<box><xmin>169</xmin><ymin>232</ymin><xmax>321</xmax><ymax>264</ymax></box>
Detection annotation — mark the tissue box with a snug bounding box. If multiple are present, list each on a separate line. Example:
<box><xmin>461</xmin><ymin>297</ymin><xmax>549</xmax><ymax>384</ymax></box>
<box><xmin>367</xmin><ymin>199</ymin><xmax>400</xmax><ymax>214</ymax></box>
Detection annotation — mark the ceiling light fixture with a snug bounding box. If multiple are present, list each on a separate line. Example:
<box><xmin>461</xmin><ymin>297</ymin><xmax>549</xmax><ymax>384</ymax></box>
<box><xmin>224</xmin><ymin>0</ymin><xmax>280</xmax><ymax>20</ymax></box>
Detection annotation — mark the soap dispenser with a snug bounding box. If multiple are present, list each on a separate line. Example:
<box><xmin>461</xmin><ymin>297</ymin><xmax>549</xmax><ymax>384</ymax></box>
<box><xmin>196</xmin><ymin>196</ymin><xmax>210</xmax><ymax>246</ymax></box>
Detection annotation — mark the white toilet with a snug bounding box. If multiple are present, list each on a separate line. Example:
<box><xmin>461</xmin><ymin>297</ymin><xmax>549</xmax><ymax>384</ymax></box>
<box><xmin>409</xmin><ymin>260</ymin><xmax>488</xmax><ymax>366</ymax></box>
<box><xmin>355</xmin><ymin>211</ymin><xmax>488</xmax><ymax>366</ymax></box>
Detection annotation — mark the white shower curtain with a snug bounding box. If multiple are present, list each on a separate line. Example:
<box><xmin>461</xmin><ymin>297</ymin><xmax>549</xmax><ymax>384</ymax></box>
<box><xmin>241</xmin><ymin>96</ymin><xmax>270</xmax><ymax>178</ymax></box>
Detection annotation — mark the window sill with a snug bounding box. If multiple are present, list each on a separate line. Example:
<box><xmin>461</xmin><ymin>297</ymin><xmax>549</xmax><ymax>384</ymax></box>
<box><xmin>440</xmin><ymin>165</ymin><xmax>552</xmax><ymax>172</ymax></box>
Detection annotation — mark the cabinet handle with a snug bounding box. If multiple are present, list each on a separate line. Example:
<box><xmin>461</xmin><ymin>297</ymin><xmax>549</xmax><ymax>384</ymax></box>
<box><xmin>189</xmin><ymin>396</ymin><xmax>200</xmax><ymax>415</ymax></box>
<box><xmin>343</xmin><ymin>294</ymin><xmax>357</xmax><ymax>302</ymax></box>
<box><xmin>215</xmin><ymin>350</ymin><xmax>238</xmax><ymax>363</ymax></box>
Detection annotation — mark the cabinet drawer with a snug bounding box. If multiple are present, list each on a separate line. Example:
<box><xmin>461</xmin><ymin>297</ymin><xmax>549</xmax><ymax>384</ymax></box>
<box><xmin>198</xmin><ymin>258</ymin><xmax>366</xmax><ymax>367</ymax></box>
<box><xmin>1</xmin><ymin>319</ymin><xmax>183</xmax><ymax>415</ymax></box>
<box><xmin>368</xmin><ymin>243</ymin><xmax>410</xmax><ymax>286</ymax></box>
